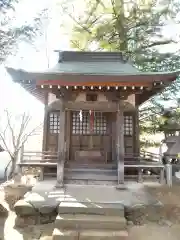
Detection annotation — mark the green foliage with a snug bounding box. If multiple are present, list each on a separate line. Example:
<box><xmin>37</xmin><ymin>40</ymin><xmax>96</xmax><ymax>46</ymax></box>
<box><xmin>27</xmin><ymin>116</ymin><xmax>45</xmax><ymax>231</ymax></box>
<box><xmin>67</xmin><ymin>0</ymin><xmax>180</xmax><ymax>147</ymax></box>
<box><xmin>69</xmin><ymin>0</ymin><xmax>180</xmax><ymax>70</ymax></box>
<box><xmin>0</xmin><ymin>0</ymin><xmax>45</xmax><ymax>62</ymax></box>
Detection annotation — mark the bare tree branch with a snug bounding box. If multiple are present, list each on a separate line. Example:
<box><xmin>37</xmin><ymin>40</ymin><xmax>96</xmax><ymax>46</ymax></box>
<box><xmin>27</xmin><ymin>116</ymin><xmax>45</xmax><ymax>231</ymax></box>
<box><xmin>0</xmin><ymin>131</ymin><xmax>13</xmax><ymax>158</ymax></box>
<box><xmin>141</xmin><ymin>40</ymin><xmax>175</xmax><ymax>50</ymax></box>
<box><xmin>61</xmin><ymin>5</ymin><xmax>92</xmax><ymax>34</ymax></box>
<box><xmin>0</xmin><ymin>110</ymin><xmax>42</xmax><ymax>178</ymax></box>
<box><xmin>18</xmin><ymin>123</ymin><xmax>42</xmax><ymax>152</ymax></box>
<box><xmin>4</xmin><ymin>110</ymin><xmax>16</xmax><ymax>149</ymax></box>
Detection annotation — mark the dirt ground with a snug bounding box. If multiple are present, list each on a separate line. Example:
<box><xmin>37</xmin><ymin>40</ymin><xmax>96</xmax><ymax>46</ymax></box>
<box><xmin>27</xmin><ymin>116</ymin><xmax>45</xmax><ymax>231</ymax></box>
<box><xmin>1</xmin><ymin>184</ymin><xmax>180</xmax><ymax>240</ymax></box>
<box><xmin>3</xmin><ymin>217</ymin><xmax>180</xmax><ymax>240</ymax></box>
<box><xmin>128</xmin><ymin>224</ymin><xmax>180</xmax><ymax>240</ymax></box>
<box><xmin>146</xmin><ymin>184</ymin><xmax>180</xmax><ymax>205</ymax></box>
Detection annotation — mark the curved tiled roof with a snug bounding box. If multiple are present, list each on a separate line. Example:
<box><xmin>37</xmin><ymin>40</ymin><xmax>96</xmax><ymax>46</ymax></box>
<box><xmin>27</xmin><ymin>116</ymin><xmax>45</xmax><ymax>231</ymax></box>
<box><xmin>6</xmin><ymin>51</ymin><xmax>180</xmax><ymax>80</ymax></box>
<box><xmin>5</xmin><ymin>51</ymin><xmax>180</xmax><ymax>104</ymax></box>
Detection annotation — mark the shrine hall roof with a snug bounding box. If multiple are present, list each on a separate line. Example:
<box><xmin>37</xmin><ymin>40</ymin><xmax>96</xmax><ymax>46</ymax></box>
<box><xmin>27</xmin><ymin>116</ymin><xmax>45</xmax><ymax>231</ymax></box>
<box><xmin>6</xmin><ymin>51</ymin><xmax>180</xmax><ymax>82</ymax></box>
<box><xmin>5</xmin><ymin>51</ymin><xmax>180</xmax><ymax>104</ymax></box>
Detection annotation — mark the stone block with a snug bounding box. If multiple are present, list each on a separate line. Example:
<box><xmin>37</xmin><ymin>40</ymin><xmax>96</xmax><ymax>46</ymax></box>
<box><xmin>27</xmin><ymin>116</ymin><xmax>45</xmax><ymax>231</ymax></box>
<box><xmin>15</xmin><ymin>215</ymin><xmax>36</xmax><ymax>227</ymax></box>
<box><xmin>39</xmin><ymin>204</ymin><xmax>57</xmax><ymax>215</ymax></box>
<box><xmin>53</xmin><ymin>228</ymin><xmax>78</xmax><ymax>240</ymax></box>
<box><xmin>79</xmin><ymin>230</ymin><xmax>128</xmax><ymax>240</ymax></box>
<box><xmin>58</xmin><ymin>202</ymin><xmax>124</xmax><ymax>217</ymax></box>
<box><xmin>0</xmin><ymin>203</ymin><xmax>8</xmax><ymax>218</ymax></box>
<box><xmin>53</xmin><ymin>229</ymin><xmax>128</xmax><ymax>240</ymax></box>
<box><xmin>14</xmin><ymin>200</ymin><xmax>38</xmax><ymax>216</ymax></box>
<box><xmin>55</xmin><ymin>214</ymin><xmax>126</xmax><ymax>230</ymax></box>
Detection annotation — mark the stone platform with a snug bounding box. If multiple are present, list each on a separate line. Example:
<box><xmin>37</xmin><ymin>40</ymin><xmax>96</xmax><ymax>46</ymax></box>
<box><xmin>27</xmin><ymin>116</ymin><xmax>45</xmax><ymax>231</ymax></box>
<box><xmin>13</xmin><ymin>181</ymin><xmax>163</xmax><ymax>239</ymax></box>
<box><xmin>16</xmin><ymin>181</ymin><xmax>161</xmax><ymax>208</ymax></box>
<box><xmin>14</xmin><ymin>181</ymin><xmax>162</xmax><ymax>220</ymax></box>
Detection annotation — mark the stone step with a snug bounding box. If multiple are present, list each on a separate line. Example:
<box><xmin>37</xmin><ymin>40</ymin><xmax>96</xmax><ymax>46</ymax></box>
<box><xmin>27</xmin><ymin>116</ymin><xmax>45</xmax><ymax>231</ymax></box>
<box><xmin>65</xmin><ymin>163</ymin><xmax>117</xmax><ymax>170</ymax></box>
<box><xmin>65</xmin><ymin>168</ymin><xmax>117</xmax><ymax>173</ymax></box>
<box><xmin>64</xmin><ymin>172</ymin><xmax>117</xmax><ymax>181</ymax></box>
<box><xmin>64</xmin><ymin>179</ymin><xmax>117</xmax><ymax>185</ymax></box>
<box><xmin>55</xmin><ymin>214</ymin><xmax>126</xmax><ymax>230</ymax></box>
<box><xmin>64</xmin><ymin>168</ymin><xmax>117</xmax><ymax>182</ymax></box>
<box><xmin>58</xmin><ymin>202</ymin><xmax>124</xmax><ymax>217</ymax></box>
<box><xmin>53</xmin><ymin>228</ymin><xmax>128</xmax><ymax>240</ymax></box>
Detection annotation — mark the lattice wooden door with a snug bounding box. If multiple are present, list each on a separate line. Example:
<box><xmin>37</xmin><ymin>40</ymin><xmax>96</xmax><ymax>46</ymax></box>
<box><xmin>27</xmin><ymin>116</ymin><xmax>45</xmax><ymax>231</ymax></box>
<box><xmin>70</xmin><ymin>111</ymin><xmax>112</xmax><ymax>163</ymax></box>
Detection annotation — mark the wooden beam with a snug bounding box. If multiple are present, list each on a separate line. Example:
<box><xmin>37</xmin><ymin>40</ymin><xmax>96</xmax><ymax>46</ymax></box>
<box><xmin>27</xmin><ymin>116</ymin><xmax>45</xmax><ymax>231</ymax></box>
<box><xmin>65</xmin><ymin>101</ymin><xmax>118</xmax><ymax>112</ymax></box>
<box><xmin>103</xmin><ymin>91</ymin><xmax>129</xmax><ymax>101</ymax></box>
<box><xmin>136</xmin><ymin>87</ymin><xmax>163</xmax><ymax>105</ymax></box>
<box><xmin>116</xmin><ymin>102</ymin><xmax>125</xmax><ymax>186</ymax></box>
<box><xmin>56</xmin><ymin>100</ymin><xmax>65</xmax><ymax>188</ymax></box>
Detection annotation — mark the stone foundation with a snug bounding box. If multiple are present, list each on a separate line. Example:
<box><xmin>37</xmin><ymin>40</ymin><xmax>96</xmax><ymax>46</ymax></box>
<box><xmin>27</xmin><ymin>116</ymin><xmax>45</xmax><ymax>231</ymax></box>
<box><xmin>15</xmin><ymin>214</ymin><xmax>56</xmax><ymax>227</ymax></box>
<box><xmin>14</xmin><ymin>199</ymin><xmax>58</xmax><ymax>227</ymax></box>
<box><xmin>14</xmin><ymin>201</ymin><xmax>180</xmax><ymax>228</ymax></box>
<box><xmin>125</xmin><ymin>204</ymin><xmax>180</xmax><ymax>225</ymax></box>
<box><xmin>0</xmin><ymin>203</ymin><xmax>8</xmax><ymax>218</ymax></box>
<box><xmin>4</xmin><ymin>184</ymin><xmax>32</xmax><ymax>210</ymax></box>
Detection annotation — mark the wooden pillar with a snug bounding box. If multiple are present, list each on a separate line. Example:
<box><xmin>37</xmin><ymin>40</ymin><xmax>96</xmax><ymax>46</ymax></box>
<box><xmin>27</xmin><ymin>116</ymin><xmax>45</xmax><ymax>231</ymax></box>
<box><xmin>134</xmin><ymin>107</ymin><xmax>140</xmax><ymax>156</ymax></box>
<box><xmin>111</xmin><ymin>118</ymin><xmax>116</xmax><ymax>162</ymax></box>
<box><xmin>116</xmin><ymin>102</ymin><xmax>125</xmax><ymax>188</ymax></box>
<box><xmin>42</xmin><ymin>92</ymin><xmax>48</xmax><ymax>152</ymax></box>
<box><xmin>66</xmin><ymin>110</ymin><xmax>71</xmax><ymax>161</ymax></box>
<box><xmin>56</xmin><ymin>101</ymin><xmax>66</xmax><ymax>187</ymax></box>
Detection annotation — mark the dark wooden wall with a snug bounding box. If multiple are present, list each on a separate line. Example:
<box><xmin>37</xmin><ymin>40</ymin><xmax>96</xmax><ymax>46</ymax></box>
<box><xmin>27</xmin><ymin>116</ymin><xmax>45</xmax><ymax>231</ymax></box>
<box><xmin>45</xmin><ymin>109</ymin><xmax>138</xmax><ymax>162</ymax></box>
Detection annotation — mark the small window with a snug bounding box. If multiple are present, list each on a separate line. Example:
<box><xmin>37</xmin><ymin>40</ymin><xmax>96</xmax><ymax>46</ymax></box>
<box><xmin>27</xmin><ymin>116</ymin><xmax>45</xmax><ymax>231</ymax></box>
<box><xmin>49</xmin><ymin>112</ymin><xmax>60</xmax><ymax>134</ymax></box>
<box><xmin>72</xmin><ymin>111</ymin><xmax>107</xmax><ymax>135</ymax></box>
<box><xmin>124</xmin><ymin>115</ymin><xmax>133</xmax><ymax>136</ymax></box>
<box><xmin>86</xmin><ymin>93</ymin><xmax>97</xmax><ymax>101</ymax></box>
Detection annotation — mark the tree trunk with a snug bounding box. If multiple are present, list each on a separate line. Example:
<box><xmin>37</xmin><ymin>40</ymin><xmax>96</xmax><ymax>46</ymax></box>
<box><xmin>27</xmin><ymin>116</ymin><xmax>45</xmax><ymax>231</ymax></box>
<box><xmin>8</xmin><ymin>154</ymin><xmax>18</xmax><ymax>179</ymax></box>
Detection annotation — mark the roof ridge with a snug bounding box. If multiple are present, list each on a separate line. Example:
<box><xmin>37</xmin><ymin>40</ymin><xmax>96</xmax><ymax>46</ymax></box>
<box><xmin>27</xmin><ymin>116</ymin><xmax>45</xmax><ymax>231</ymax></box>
<box><xmin>58</xmin><ymin>50</ymin><xmax>131</xmax><ymax>63</ymax></box>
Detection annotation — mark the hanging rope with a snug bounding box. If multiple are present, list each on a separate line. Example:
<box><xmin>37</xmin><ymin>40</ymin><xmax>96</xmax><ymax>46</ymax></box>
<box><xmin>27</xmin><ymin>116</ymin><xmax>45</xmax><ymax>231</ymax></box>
<box><xmin>79</xmin><ymin>110</ymin><xmax>83</xmax><ymax>122</ymax></box>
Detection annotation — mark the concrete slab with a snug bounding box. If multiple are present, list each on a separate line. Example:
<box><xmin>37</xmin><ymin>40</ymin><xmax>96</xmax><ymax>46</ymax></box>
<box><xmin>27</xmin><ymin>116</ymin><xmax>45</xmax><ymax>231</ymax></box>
<box><xmin>22</xmin><ymin>180</ymin><xmax>161</xmax><ymax>211</ymax></box>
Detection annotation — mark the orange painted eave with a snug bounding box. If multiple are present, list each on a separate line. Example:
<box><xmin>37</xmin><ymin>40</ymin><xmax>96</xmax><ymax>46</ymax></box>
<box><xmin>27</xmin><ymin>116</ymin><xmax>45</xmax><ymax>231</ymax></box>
<box><xmin>36</xmin><ymin>73</ymin><xmax>177</xmax><ymax>87</ymax></box>
<box><xmin>36</xmin><ymin>80</ymin><xmax>152</xmax><ymax>87</ymax></box>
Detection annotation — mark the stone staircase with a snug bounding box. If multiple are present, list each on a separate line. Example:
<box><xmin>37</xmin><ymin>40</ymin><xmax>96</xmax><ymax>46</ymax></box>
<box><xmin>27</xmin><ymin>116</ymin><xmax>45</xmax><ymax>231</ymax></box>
<box><xmin>52</xmin><ymin>201</ymin><xmax>128</xmax><ymax>239</ymax></box>
<box><xmin>64</xmin><ymin>163</ymin><xmax>118</xmax><ymax>185</ymax></box>
<box><xmin>64</xmin><ymin>164</ymin><xmax>140</xmax><ymax>185</ymax></box>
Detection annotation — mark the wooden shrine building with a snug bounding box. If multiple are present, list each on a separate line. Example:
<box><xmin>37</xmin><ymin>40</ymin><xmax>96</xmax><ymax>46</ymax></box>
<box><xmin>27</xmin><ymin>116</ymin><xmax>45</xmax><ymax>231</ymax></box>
<box><xmin>7</xmin><ymin>51</ymin><xmax>180</xmax><ymax>186</ymax></box>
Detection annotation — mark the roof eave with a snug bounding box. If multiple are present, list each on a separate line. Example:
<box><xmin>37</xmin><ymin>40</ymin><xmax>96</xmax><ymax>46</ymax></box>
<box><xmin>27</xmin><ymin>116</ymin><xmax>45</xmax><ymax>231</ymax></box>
<box><xmin>6</xmin><ymin>67</ymin><xmax>180</xmax><ymax>83</ymax></box>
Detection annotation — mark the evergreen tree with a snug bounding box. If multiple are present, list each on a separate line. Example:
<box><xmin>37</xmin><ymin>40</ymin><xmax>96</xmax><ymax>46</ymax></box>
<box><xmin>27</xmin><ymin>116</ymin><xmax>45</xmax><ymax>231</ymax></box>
<box><xmin>0</xmin><ymin>0</ymin><xmax>45</xmax><ymax>62</ymax></box>
<box><xmin>64</xmin><ymin>0</ymin><xmax>180</xmax><ymax>146</ymax></box>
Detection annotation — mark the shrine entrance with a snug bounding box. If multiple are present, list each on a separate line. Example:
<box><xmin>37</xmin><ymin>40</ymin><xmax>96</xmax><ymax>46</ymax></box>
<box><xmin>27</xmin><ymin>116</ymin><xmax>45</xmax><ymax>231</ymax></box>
<box><xmin>70</xmin><ymin>110</ymin><xmax>112</xmax><ymax>164</ymax></box>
